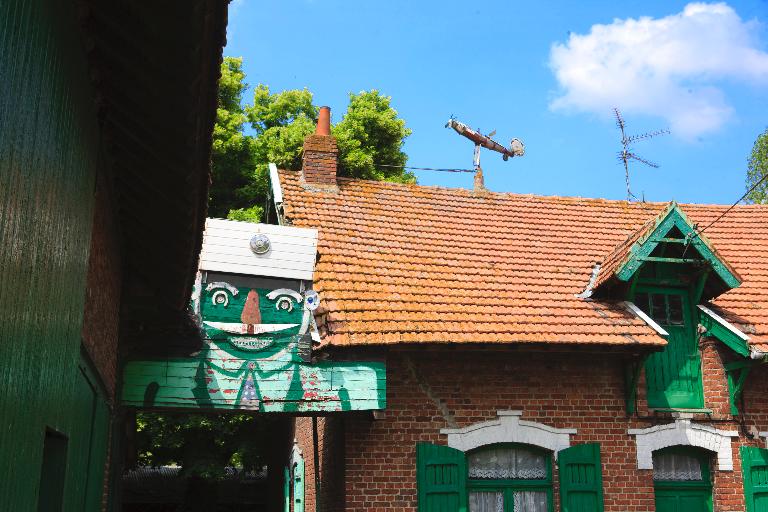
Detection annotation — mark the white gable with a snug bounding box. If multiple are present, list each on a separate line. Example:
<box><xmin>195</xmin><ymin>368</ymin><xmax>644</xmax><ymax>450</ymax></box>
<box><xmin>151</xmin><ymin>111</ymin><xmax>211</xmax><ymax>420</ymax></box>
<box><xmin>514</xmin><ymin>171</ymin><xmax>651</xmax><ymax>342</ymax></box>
<box><xmin>199</xmin><ymin>219</ymin><xmax>318</xmax><ymax>281</ymax></box>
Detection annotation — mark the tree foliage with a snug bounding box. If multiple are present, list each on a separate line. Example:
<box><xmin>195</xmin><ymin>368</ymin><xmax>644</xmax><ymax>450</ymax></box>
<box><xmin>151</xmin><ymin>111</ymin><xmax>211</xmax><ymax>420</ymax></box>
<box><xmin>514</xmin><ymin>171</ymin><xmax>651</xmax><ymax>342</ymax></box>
<box><xmin>135</xmin><ymin>412</ymin><xmax>275</xmax><ymax>478</ymax></box>
<box><xmin>746</xmin><ymin>128</ymin><xmax>768</xmax><ymax>204</ymax></box>
<box><xmin>334</xmin><ymin>90</ymin><xmax>414</xmax><ymax>182</ymax></box>
<box><xmin>208</xmin><ymin>59</ymin><xmax>414</xmax><ymax>221</ymax></box>
<box><xmin>210</xmin><ymin>57</ymin><xmax>257</xmax><ymax>219</ymax></box>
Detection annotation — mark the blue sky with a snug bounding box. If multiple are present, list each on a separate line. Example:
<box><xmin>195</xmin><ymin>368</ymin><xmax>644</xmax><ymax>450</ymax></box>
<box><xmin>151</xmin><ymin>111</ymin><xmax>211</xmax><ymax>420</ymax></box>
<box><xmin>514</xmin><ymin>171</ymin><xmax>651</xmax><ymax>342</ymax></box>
<box><xmin>225</xmin><ymin>1</ymin><xmax>768</xmax><ymax>204</ymax></box>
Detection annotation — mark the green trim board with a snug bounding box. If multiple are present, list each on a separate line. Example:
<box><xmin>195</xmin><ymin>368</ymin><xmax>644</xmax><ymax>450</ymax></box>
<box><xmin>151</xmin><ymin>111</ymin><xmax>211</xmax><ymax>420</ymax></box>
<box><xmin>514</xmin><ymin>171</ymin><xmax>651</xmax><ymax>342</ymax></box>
<box><xmin>612</xmin><ymin>202</ymin><xmax>741</xmax><ymax>293</ymax></box>
<box><xmin>725</xmin><ymin>360</ymin><xmax>754</xmax><ymax>416</ymax></box>
<box><xmin>698</xmin><ymin>305</ymin><xmax>751</xmax><ymax>358</ymax></box>
<box><xmin>122</xmin><ymin>282</ymin><xmax>385</xmax><ymax>412</ymax></box>
<box><xmin>625</xmin><ymin>355</ymin><xmax>650</xmax><ymax>415</ymax></box>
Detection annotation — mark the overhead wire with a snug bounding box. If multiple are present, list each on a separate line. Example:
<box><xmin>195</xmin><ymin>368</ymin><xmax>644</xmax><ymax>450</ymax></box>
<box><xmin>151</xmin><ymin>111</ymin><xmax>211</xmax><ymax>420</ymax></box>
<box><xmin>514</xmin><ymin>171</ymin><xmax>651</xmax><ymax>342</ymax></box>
<box><xmin>683</xmin><ymin>172</ymin><xmax>768</xmax><ymax>256</ymax></box>
<box><xmin>376</xmin><ymin>163</ymin><xmax>475</xmax><ymax>173</ymax></box>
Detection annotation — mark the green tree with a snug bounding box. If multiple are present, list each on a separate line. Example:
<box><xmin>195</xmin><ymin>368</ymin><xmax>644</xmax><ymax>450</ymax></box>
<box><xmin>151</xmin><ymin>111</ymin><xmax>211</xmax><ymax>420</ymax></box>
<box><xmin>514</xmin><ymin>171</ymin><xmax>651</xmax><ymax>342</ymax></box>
<box><xmin>334</xmin><ymin>90</ymin><xmax>414</xmax><ymax>183</ymax></box>
<box><xmin>746</xmin><ymin>128</ymin><xmax>768</xmax><ymax>204</ymax></box>
<box><xmin>209</xmin><ymin>57</ymin><xmax>257</xmax><ymax>219</ymax></box>
<box><xmin>208</xmin><ymin>59</ymin><xmax>414</xmax><ymax>221</ymax></box>
<box><xmin>135</xmin><ymin>412</ymin><xmax>276</xmax><ymax>478</ymax></box>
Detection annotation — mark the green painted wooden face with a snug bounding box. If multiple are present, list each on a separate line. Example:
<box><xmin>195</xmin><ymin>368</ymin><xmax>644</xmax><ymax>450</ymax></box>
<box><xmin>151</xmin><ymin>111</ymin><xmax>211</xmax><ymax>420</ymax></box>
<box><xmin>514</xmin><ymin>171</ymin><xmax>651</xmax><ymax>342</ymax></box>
<box><xmin>199</xmin><ymin>283</ymin><xmax>305</xmax><ymax>352</ymax></box>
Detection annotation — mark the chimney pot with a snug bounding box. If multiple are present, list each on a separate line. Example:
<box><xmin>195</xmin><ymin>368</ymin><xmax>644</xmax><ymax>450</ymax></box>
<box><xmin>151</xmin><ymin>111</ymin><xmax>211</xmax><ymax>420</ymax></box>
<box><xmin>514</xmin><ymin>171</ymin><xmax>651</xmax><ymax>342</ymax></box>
<box><xmin>301</xmin><ymin>105</ymin><xmax>338</xmax><ymax>186</ymax></box>
<box><xmin>316</xmin><ymin>106</ymin><xmax>331</xmax><ymax>136</ymax></box>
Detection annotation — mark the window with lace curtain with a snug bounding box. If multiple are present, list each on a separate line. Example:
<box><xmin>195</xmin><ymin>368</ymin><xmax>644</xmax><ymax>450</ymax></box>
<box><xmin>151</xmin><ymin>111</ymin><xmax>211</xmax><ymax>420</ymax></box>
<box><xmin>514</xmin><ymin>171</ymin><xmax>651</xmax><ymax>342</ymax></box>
<box><xmin>467</xmin><ymin>444</ymin><xmax>552</xmax><ymax>512</ymax></box>
<box><xmin>651</xmin><ymin>447</ymin><xmax>712</xmax><ymax>510</ymax></box>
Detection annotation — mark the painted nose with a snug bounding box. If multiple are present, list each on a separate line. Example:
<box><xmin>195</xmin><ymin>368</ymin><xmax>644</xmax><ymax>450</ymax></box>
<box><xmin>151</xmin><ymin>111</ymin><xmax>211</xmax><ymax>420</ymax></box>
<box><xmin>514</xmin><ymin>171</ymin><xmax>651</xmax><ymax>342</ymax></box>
<box><xmin>241</xmin><ymin>289</ymin><xmax>261</xmax><ymax>324</ymax></box>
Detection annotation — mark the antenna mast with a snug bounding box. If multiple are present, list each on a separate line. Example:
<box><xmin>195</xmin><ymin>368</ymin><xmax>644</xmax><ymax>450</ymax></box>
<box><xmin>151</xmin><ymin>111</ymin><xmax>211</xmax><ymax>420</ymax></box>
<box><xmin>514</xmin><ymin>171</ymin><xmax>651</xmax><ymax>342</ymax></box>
<box><xmin>614</xmin><ymin>108</ymin><xmax>669</xmax><ymax>201</ymax></box>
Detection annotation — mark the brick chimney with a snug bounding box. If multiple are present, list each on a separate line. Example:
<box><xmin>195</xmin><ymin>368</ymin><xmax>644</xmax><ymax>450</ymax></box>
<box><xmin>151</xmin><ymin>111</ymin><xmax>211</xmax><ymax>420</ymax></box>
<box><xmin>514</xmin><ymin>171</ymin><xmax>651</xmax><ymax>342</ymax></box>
<box><xmin>301</xmin><ymin>106</ymin><xmax>338</xmax><ymax>186</ymax></box>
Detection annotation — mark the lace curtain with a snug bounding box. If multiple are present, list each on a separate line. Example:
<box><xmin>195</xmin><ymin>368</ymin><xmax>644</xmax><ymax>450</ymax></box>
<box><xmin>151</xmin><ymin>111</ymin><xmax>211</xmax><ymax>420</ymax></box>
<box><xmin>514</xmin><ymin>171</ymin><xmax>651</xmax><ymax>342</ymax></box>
<box><xmin>652</xmin><ymin>452</ymin><xmax>703</xmax><ymax>481</ymax></box>
<box><xmin>514</xmin><ymin>491</ymin><xmax>548</xmax><ymax>512</ymax></box>
<box><xmin>468</xmin><ymin>446</ymin><xmax>547</xmax><ymax>480</ymax></box>
<box><xmin>468</xmin><ymin>491</ymin><xmax>547</xmax><ymax>512</ymax></box>
<box><xmin>469</xmin><ymin>492</ymin><xmax>503</xmax><ymax>512</ymax></box>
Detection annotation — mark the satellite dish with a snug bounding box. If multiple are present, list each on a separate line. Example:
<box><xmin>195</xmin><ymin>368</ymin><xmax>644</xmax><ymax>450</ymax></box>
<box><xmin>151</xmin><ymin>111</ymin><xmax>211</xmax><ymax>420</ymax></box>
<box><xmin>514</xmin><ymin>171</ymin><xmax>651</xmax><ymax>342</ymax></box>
<box><xmin>487</xmin><ymin>129</ymin><xmax>497</xmax><ymax>138</ymax></box>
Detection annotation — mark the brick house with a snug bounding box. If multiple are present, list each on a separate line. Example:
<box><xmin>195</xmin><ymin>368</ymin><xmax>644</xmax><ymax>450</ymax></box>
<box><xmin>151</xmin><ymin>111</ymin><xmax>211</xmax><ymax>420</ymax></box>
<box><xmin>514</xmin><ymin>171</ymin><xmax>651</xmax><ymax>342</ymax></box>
<box><xmin>273</xmin><ymin>110</ymin><xmax>768</xmax><ymax>512</ymax></box>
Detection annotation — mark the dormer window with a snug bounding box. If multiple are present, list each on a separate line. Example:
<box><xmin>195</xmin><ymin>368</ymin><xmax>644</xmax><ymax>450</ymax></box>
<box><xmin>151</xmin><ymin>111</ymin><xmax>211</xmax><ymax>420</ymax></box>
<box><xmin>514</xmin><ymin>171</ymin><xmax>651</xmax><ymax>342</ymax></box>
<box><xmin>590</xmin><ymin>202</ymin><xmax>744</xmax><ymax>412</ymax></box>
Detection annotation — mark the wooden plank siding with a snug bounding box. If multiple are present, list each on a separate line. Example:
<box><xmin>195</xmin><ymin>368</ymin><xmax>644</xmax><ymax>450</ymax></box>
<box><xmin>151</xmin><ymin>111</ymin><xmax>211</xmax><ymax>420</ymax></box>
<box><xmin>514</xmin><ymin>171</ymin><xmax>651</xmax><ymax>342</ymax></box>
<box><xmin>122</xmin><ymin>358</ymin><xmax>386</xmax><ymax>412</ymax></box>
<box><xmin>0</xmin><ymin>0</ymin><xmax>110</xmax><ymax>508</ymax></box>
<box><xmin>200</xmin><ymin>219</ymin><xmax>318</xmax><ymax>281</ymax></box>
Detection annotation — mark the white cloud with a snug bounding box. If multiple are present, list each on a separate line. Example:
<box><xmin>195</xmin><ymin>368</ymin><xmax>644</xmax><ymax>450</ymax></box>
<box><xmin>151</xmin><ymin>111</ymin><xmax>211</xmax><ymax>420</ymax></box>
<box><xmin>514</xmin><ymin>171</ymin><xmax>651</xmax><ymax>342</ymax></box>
<box><xmin>549</xmin><ymin>3</ymin><xmax>768</xmax><ymax>139</ymax></box>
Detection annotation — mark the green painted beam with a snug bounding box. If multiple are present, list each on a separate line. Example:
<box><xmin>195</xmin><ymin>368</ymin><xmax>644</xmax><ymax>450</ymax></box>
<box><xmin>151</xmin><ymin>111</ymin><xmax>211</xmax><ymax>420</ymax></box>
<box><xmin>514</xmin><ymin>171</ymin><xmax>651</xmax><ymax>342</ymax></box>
<box><xmin>638</xmin><ymin>257</ymin><xmax>705</xmax><ymax>264</ymax></box>
<box><xmin>625</xmin><ymin>355</ymin><xmax>649</xmax><ymax>415</ymax></box>
<box><xmin>122</xmin><ymin>354</ymin><xmax>386</xmax><ymax>413</ymax></box>
<box><xmin>698</xmin><ymin>305</ymin><xmax>750</xmax><ymax>358</ymax></box>
<box><xmin>726</xmin><ymin>365</ymin><xmax>752</xmax><ymax>416</ymax></box>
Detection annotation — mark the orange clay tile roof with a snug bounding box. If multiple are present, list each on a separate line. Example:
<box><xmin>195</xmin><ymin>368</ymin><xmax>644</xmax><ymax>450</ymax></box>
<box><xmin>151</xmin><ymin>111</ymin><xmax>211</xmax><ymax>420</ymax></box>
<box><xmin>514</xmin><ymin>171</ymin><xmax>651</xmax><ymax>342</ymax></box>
<box><xmin>278</xmin><ymin>169</ymin><xmax>768</xmax><ymax>351</ymax></box>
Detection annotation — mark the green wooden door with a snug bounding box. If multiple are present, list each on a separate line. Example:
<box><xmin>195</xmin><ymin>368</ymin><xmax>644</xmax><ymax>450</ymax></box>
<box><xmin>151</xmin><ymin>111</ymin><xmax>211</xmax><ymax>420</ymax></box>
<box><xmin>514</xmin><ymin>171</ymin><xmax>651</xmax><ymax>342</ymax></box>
<box><xmin>558</xmin><ymin>443</ymin><xmax>604</xmax><ymax>512</ymax></box>
<box><xmin>417</xmin><ymin>443</ymin><xmax>467</xmax><ymax>512</ymax></box>
<box><xmin>635</xmin><ymin>289</ymin><xmax>703</xmax><ymax>409</ymax></box>
<box><xmin>742</xmin><ymin>446</ymin><xmax>768</xmax><ymax>512</ymax></box>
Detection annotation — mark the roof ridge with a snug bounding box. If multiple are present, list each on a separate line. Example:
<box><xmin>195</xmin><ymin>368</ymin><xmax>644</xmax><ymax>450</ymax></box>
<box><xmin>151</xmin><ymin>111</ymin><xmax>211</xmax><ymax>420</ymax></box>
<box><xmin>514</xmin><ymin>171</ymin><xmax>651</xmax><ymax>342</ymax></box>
<box><xmin>278</xmin><ymin>168</ymin><xmax>767</xmax><ymax>209</ymax></box>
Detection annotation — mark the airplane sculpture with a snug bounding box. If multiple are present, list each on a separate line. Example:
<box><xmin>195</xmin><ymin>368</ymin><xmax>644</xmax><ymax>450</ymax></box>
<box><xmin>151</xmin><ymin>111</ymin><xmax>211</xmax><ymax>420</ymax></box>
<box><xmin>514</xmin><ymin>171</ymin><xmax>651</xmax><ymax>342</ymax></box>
<box><xmin>446</xmin><ymin>117</ymin><xmax>525</xmax><ymax>170</ymax></box>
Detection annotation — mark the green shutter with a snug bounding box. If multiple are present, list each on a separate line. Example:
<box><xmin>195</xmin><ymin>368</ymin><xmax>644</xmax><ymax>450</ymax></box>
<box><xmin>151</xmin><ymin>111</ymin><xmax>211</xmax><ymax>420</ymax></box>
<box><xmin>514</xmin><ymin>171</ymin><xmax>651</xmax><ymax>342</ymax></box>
<box><xmin>742</xmin><ymin>446</ymin><xmax>768</xmax><ymax>512</ymax></box>
<box><xmin>559</xmin><ymin>443</ymin><xmax>604</xmax><ymax>512</ymax></box>
<box><xmin>416</xmin><ymin>443</ymin><xmax>467</xmax><ymax>512</ymax></box>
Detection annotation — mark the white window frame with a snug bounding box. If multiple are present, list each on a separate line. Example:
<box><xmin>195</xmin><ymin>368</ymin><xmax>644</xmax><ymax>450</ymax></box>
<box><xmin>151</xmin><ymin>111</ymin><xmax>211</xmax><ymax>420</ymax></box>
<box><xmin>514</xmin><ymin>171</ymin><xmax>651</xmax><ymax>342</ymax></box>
<box><xmin>440</xmin><ymin>410</ymin><xmax>576</xmax><ymax>459</ymax></box>
<box><xmin>628</xmin><ymin>418</ymin><xmax>738</xmax><ymax>470</ymax></box>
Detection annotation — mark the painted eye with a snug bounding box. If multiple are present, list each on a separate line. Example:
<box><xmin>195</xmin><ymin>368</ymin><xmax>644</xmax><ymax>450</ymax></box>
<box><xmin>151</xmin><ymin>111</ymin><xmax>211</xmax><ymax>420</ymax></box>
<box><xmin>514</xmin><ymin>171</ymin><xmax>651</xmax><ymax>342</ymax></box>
<box><xmin>211</xmin><ymin>290</ymin><xmax>229</xmax><ymax>307</ymax></box>
<box><xmin>275</xmin><ymin>297</ymin><xmax>294</xmax><ymax>312</ymax></box>
<box><xmin>205</xmin><ymin>282</ymin><xmax>238</xmax><ymax>308</ymax></box>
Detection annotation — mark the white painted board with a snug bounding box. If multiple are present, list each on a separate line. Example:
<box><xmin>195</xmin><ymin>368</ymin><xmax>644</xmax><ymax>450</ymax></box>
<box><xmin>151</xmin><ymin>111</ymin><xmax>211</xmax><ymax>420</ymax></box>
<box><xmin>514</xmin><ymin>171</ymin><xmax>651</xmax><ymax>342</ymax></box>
<box><xmin>200</xmin><ymin>219</ymin><xmax>317</xmax><ymax>280</ymax></box>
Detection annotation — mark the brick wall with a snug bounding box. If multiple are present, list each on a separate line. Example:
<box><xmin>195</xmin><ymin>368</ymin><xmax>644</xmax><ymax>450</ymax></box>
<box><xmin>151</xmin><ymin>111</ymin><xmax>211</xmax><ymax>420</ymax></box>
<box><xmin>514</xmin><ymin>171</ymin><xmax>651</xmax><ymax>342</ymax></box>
<box><xmin>302</xmin><ymin>135</ymin><xmax>338</xmax><ymax>186</ymax></box>
<box><xmin>294</xmin><ymin>416</ymin><xmax>346</xmax><ymax>512</ymax></box>
<box><xmin>296</xmin><ymin>347</ymin><xmax>768</xmax><ymax>512</ymax></box>
<box><xmin>81</xmin><ymin>170</ymin><xmax>122</xmax><ymax>399</ymax></box>
<box><xmin>700</xmin><ymin>336</ymin><xmax>732</xmax><ymax>418</ymax></box>
<box><xmin>81</xmin><ymin>171</ymin><xmax>121</xmax><ymax>511</ymax></box>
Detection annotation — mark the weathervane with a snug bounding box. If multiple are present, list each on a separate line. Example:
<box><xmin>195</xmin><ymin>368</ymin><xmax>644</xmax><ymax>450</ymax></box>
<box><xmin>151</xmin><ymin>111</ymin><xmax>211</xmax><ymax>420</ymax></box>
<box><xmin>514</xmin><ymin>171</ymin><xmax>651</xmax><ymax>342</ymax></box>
<box><xmin>614</xmin><ymin>108</ymin><xmax>669</xmax><ymax>201</ymax></box>
<box><xmin>445</xmin><ymin>117</ymin><xmax>525</xmax><ymax>172</ymax></box>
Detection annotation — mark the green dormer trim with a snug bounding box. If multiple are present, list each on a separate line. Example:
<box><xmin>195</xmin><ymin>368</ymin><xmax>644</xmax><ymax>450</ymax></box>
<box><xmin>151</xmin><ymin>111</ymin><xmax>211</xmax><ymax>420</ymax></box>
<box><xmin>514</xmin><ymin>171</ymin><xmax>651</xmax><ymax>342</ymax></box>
<box><xmin>614</xmin><ymin>202</ymin><xmax>741</xmax><ymax>291</ymax></box>
<box><xmin>698</xmin><ymin>305</ymin><xmax>750</xmax><ymax>358</ymax></box>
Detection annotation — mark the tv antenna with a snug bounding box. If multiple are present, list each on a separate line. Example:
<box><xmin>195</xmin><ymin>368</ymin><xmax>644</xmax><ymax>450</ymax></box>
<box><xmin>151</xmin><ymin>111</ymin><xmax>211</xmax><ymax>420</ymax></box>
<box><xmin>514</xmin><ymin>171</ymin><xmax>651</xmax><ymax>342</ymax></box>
<box><xmin>445</xmin><ymin>117</ymin><xmax>525</xmax><ymax>172</ymax></box>
<box><xmin>614</xmin><ymin>108</ymin><xmax>669</xmax><ymax>201</ymax></box>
